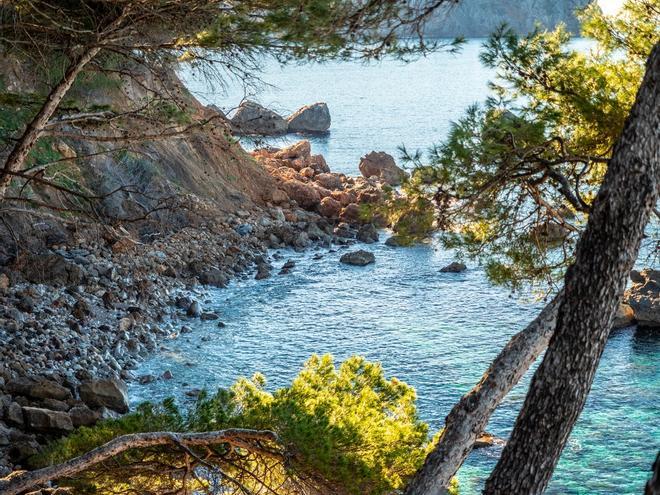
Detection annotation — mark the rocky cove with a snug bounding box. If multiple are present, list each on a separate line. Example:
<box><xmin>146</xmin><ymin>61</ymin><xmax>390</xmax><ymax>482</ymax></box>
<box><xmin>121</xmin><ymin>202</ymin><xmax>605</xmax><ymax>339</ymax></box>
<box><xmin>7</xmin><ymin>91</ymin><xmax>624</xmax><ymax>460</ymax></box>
<box><xmin>1</xmin><ymin>134</ymin><xmax>657</xmax><ymax>487</ymax></box>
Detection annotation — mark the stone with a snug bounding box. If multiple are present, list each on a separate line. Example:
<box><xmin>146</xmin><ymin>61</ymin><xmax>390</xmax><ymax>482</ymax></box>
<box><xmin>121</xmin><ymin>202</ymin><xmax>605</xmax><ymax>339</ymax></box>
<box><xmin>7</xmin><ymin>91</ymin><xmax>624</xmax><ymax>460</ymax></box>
<box><xmin>440</xmin><ymin>262</ymin><xmax>467</xmax><ymax>273</ymax></box>
<box><xmin>255</xmin><ymin>264</ymin><xmax>271</xmax><ymax>280</ymax></box>
<box><xmin>613</xmin><ymin>303</ymin><xmax>635</xmax><ymax>329</ymax></box>
<box><xmin>309</xmin><ymin>154</ymin><xmax>330</xmax><ymax>174</ymax></box>
<box><xmin>71</xmin><ymin>298</ymin><xmax>92</xmax><ymax>320</ymax></box>
<box><xmin>69</xmin><ymin>405</ymin><xmax>99</xmax><ymax>427</ymax></box>
<box><xmin>358</xmin><ymin>151</ymin><xmax>407</xmax><ymax>186</ymax></box>
<box><xmin>340</xmin><ymin>203</ymin><xmax>361</xmax><ymax>223</ymax></box>
<box><xmin>474</xmin><ymin>432</ymin><xmax>506</xmax><ymax>449</ymax></box>
<box><xmin>79</xmin><ymin>379</ymin><xmax>129</xmax><ymax>413</ymax></box>
<box><xmin>287</xmin><ymin>102</ymin><xmax>331</xmax><ymax>133</ymax></box>
<box><xmin>7</xmin><ymin>377</ymin><xmax>72</xmax><ymax>401</ymax></box>
<box><xmin>23</xmin><ymin>406</ymin><xmax>73</xmax><ymax>433</ymax></box>
<box><xmin>17</xmin><ymin>253</ymin><xmax>83</xmax><ymax>286</ymax></box>
<box><xmin>318</xmin><ymin>197</ymin><xmax>342</xmax><ymax>218</ymax></box>
<box><xmin>340</xmin><ymin>250</ymin><xmax>375</xmax><ymax>266</ymax></box>
<box><xmin>230</xmin><ymin>100</ymin><xmax>287</xmax><ymax>135</ymax></box>
<box><xmin>198</xmin><ymin>269</ymin><xmax>228</xmax><ymax>288</ymax></box>
<box><xmin>138</xmin><ymin>374</ymin><xmax>157</xmax><ymax>385</ymax></box>
<box><xmin>187</xmin><ymin>301</ymin><xmax>202</xmax><ymax>317</ymax></box>
<box><xmin>282</xmin><ymin>180</ymin><xmax>321</xmax><ymax>209</ymax></box>
<box><xmin>6</xmin><ymin>402</ymin><xmax>24</xmax><ymax>426</ymax></box>
<box><xmin>357</xmin><ymin>224</ymin><xmax>379</xmax><ymax>244</ymax></box>
<box><xmin>625</xmin><ymin>269</ymin><xmax>660</xmax><ymax>327</ymax></box>
<box><xmin>0</xmin><ymin>273</ymin><xmax>10</xmax><ymax>290</ymax></box>
<box><xmin>271</xmin><ymin>189</ymin><xmax>289</xmax><ymax>204</ymax></box>
<box><xmin>274</xmin><ymin>140</ymin><xmax>311</xmax><ymax>160</ymax></box>
<box><xmin>385</xmin><ymin>235</ymin><xmax>406</xmax><ymax>247</ymax></box>
<box><xmin>314</xmin><ymin>173</ymin><xmax>343</xmax><ymax>190</ymax></box>
<box><xmin>162</xmin><ymin>370</ymin><xmax>174</xmax><ymax>380</ymax></box>
<box><xmin>201</xmin><ymin>312</ymin><xmax>219</xmax><ymax>321</ymax></box>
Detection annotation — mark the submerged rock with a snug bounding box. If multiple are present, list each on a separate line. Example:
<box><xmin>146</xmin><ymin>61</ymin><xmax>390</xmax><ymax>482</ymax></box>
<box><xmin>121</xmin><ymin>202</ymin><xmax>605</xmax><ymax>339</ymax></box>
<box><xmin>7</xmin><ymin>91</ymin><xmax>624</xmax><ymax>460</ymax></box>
<box><xmin>287</xmin><ymin>102</ymin><xmax>331</xmax><ymax>133</ymax></box>
<box><xmin>440</xmin><ymin>262</ymin><xmax>467</xmax><ymax>273</ymax></box>
<box><xmin>340</xmin><ymin>250</ymin><xmax>375</xmax><ymax>266</ymax></box>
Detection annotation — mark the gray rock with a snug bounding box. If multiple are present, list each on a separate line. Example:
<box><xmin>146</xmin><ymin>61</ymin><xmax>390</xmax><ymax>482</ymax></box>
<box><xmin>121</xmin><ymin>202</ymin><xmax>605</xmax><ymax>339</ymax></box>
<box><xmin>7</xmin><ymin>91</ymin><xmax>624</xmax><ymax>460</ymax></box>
<box><xmin>19</xmin><ymin>253</ymin><xmax>84</xmax><ymax>286</ymax></box>
<box><xmin>287</xmin><ymin>102</ymin><xmax>331</xmax><ymax>133</ymax></box>
<box><xmin>357</xmin><ymin>224</ymin><xmax>379</xmax><ymax>244</ymax></box>
<box><xmin>79</xmin><ymin>379</ymin><xmax>129</xmax><ymax>413</ymax></box>
<box><xmin>69</xmin><ymin>405</ymin><xmax>99</xmax><ymax>427</ymax></box>
<box><xmin>340</xmin><ymin>250</ymin><xmax>375</xmax><ymax>266</ymax></box>
<box><xmin>187</xmin><ymin>301</ymin><xmax>202</xmax><ymax>317</ymax></box>
<box><xmin>23</xmin><ymin>406</ymin><xmax>73</xmax><ymax>433</ymax></box>
<box><xmin>440</xmin><ymin>262</ymin><xmax>467</xmax><ymax>273</ymax></box>
<box><xmin>385</xmin><ymin>235</ymin><xmax>406</xmax><ymax>247</ymax></box>
<box><xmin>7</xmin><ymin>377</ymin><xmax>72</xmax><ymax>401</ymax></box>
<box><xmin>230</xmin><ymin>101</ymin><xmax>287</xmax><ymax>135</ymax></box>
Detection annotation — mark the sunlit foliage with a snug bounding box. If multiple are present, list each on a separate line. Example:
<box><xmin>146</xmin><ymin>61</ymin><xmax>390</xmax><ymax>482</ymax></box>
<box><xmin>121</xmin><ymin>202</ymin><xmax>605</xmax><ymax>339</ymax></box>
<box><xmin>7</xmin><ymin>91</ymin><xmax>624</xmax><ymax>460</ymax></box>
<box><xmin>37</xmin><ymin>355</ymin><xmax>442</xmax><ymax>495</ymax></box>
<box><xmin>395</xmin><ymin>0</ymin><xmax>659</xmax><ymax>290</ymax></box>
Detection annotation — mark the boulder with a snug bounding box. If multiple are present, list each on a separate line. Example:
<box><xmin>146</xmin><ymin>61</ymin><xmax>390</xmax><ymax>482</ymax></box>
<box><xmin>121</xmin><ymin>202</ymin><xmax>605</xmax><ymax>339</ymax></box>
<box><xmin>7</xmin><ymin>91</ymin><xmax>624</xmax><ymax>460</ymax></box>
<box><xmin>357</xmin><ymin>224</ymin><xmax>379</xmax><ymax>244</ymax></box>
<box><xmin>340</xmin><ymin>250</ymin><xmax>375</xmax><ymax>266</ymax></box>
<box><xmin>339</xmin><ymin>203</ymin><xmax>361</xmax><ymax>223</ymax></box>
<box><xmin>281</xmin><ymin>180</ymin><xmax>321</xmax><ymax>209</ymax></box>
<box><xmin>230</xmin><ymin>101</ymin><xmax>287</xmax><ymax>135</ymax></box>
<box><xmin>7</xmin><ymin>377</ymin><xmax>72</xmax><ymax>401</ymax></box>
<box><xmin>318</xmin><ymin>197</ymin><xmax>342</xmax><ymax>218</ymax></box>
<box><xmin>314</xmin><ymin>173</ymin><xmax>343</xmax><ymax>190</ymax></box>
<box><xmin>625</xmin><ymin>269</ymin><xmax>660</xmax><ymax>327</ymax></box>
<box><xmin>613</xmin><ymin>303</ymin><xmax>635</xmax><ymax>329</ymax></box>
<box><xmin>79</xmin><ymin>379</ymin><xmax>129</xmax><ymax>413</ymax></box>
<box><xmin>287</xmin><ymin>102</ymin><xmax>331</xmax><ymax>133</ymax></box>
<box><xmin>309</xmin><ymin>154</ymin><xmax>330</xmax><ymax>174</ymax></box>
<box><xmin>440</xmin><ymin>262</ymin><xmax>467</xmax><ymax>273</ymax></box>
<box><xmin>23</xmin><ymin>407</ymin><xmax>73</xmax><ymax>433</ymax></box>
<box><xmin>69</xmin><ymin>405</ymin><xmax>99</xmax><ymax>427</ymax></box>
<box><xmin>17</xmin><ymin>253</ymin><xmax>83</xmax><ymax>286</ymax></box>
<box><xmin>385</xmin><ymin>235</ymin><xmax>406</xmax><ymax>247</ymax></box>
<box><xmin>474</xmin><ymin>432</ymin><xmax>506</xmax><ymax>449</ymax></box>
<box><xmin>274</xmin><ymin>140</ymin><xmax>311</xmax><ymax>161</ymax></box>
<box><xmin>358</xmin><ymin>151</ymin><xmax>407</xmax><ymax>186</ymax></box>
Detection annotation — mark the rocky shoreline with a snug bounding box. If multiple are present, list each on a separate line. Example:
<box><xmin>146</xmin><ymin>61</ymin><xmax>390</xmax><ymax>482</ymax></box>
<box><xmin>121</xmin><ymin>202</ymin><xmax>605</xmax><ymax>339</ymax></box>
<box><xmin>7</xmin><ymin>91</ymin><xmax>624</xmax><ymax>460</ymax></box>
<box><xmin>0</xmin><ymin>140</ymin><xmax>403</xmax><ymax>476</ymax></box>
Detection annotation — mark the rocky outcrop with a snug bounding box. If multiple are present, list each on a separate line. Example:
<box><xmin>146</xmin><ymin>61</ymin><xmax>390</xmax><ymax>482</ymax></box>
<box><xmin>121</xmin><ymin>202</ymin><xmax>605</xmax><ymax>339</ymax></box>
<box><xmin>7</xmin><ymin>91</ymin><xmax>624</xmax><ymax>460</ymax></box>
<box><xmin>340</xmin><ymin>250</ymin><xmax>375</xmax><ymax>266</ymax></box>
<box><xmin>613</xmin><ymin>303</ymin><xmax>635</xmax><ymax>329</ymax></box>
<box><xmin>287</xmin><ymin>102</ymin><xmax>331</xmax><ymax>133</ymax></box>
<box><xmin>358</xmin><ymin>151</ymin><xmax>407</xmax><ymax>186</ymax></box>
<box><xmin>230</xmin><ymin>100</ymin><xmax>288</xmax><ymax>135</ymax></box>
<box><xmin>625</xmin><ymin>269</ymin><xmax>660</xmax><ymax>328</ymax></box>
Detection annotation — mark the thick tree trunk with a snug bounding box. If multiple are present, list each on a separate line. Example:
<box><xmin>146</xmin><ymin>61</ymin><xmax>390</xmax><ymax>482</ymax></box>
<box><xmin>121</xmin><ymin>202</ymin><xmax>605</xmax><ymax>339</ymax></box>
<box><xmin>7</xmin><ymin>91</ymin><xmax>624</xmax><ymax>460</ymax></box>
<box><xmin>484</xmin><ymin>42</ymin><xmax>660</xmax><ymax>495</ymax></box>
<box><xmin>0</xmin><ymin>429</ymin><xmax>278</xmax><ymax>495</ymax></box>
<box><xmin>404</xmin><ymin>294</ymin><xmax>562</xmax><ymax>495</ymax></box>
<box><xmin>0</xmin><ymin>45</ymin><xmax>102</xmax><ymax>198</ymax></box>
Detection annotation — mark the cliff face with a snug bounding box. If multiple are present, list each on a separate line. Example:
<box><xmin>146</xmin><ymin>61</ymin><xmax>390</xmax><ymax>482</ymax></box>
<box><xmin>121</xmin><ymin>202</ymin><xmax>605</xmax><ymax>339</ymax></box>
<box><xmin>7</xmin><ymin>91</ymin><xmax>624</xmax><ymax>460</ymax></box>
<box><xmin>424</xmin><ymin>0</ymin><xmax>591</xmax><ymax>38</ymax></box>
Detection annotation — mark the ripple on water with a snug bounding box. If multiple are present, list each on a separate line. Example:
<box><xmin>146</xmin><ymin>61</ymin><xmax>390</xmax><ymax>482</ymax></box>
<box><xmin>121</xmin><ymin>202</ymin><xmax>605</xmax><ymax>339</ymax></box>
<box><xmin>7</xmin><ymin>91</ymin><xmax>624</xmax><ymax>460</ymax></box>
<box><xmin>131</xmin><ymin>239</ymin><xmax>660</xmax><ymax>495</ymax></box>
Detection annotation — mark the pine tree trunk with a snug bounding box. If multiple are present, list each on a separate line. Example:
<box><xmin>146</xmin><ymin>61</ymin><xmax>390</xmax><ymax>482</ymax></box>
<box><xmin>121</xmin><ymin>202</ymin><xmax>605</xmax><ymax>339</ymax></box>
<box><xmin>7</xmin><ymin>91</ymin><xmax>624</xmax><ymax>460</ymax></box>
<box><xmin>484</xmin><ymin>42</ymin><xmax>660</xmax><ymax>495</ymax></box>
<box><xmin>0</xmin><ymin>45</ymin><xmax>102</xmax><ymax>198</ymax></box>
<box><xmin>404</xmin><ymin>294</ymin><xmax>562</xmax><ymax>495</ymax></box>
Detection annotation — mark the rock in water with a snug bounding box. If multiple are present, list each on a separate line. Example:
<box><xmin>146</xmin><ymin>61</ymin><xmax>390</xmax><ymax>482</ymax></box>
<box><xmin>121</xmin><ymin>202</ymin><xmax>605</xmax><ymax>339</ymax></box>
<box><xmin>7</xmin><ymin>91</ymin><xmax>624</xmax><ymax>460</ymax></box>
<box><xmin>340</xmin><ymin>250</ymin><xmax>375</xmax><ymax>266</ymax></box>
<box><xmin>287</xmin><ymin>102</ymin><xmax>331</xmax><ymax>133</ymax></box>
<box><xmin>79</xmin><ymin>379</ymin><xmax>129</xmax><ymax>413</ymax></box>
<box><xmin>187</xmin><ymin>300</ymin><xmax>202</xmax><ymax>317</ymax></box>
<box><xmin>358</xmin><ymin>151</ymin><xmax>407</xmax><ymax>186</ymax></box>
<box><xmin>613</xmin><ymin>302</ymin><xmax>635</xmax><ymax>329</ymax></box>
<box><xmin>440</xmin><ymin>262</ymin><xmax>467</xmax><ymax>273</ymax></box>
<box><xmin>357</xmin><ymin>224</ymin><xmax>379</xmax><ymax>244</ymax></box>
<box><xmin>625</xmin><ymin>269</ymin><xmax>660</xmax><ymax>327</ymax></box>
<box><xmin>230</xmin><ymin>100</ymin><xmax>287</xmax><ymax>135</ymax></box>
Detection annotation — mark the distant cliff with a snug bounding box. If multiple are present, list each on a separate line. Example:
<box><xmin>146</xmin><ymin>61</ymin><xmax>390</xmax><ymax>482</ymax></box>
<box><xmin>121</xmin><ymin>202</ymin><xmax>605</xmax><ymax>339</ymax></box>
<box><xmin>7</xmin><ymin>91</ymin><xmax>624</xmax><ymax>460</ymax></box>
<box><xmin>424</xmin><ymin>0</ymin><xmax>592</xmax><ymax>38</ymax></box>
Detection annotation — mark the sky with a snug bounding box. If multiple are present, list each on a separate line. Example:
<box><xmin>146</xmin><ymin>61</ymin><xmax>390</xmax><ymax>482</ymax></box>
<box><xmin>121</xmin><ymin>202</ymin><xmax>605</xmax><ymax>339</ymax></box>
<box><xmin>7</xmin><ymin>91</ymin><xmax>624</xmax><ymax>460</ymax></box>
<box><xmin>597</xmin><ymin>0</ymin><xmax>625</xmax><ymax>16</ymax></box>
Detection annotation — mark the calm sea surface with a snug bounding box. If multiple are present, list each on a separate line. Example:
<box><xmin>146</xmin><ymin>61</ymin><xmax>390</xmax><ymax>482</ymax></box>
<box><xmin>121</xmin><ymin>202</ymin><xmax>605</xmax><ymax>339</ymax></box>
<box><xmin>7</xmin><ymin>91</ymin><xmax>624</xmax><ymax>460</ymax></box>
<box><xmin>132</xmin><ymin>40</ymin><xmax>659</xmax><ymax>494</ymax></box>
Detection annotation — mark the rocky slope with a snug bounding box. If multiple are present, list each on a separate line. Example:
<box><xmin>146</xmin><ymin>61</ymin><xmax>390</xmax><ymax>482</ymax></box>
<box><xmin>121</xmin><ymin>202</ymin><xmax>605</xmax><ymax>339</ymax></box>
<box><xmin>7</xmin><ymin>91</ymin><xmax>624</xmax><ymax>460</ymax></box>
<box><xmin>424</xmin><ymin>0</ymin><xmax>591</xmax><ymax>38</ymax></box>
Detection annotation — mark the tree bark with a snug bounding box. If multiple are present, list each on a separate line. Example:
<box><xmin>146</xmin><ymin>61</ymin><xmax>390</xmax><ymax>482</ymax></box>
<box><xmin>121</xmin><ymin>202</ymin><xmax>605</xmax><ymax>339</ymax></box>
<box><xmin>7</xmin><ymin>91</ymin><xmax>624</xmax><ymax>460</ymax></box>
<box><xmin>405</xmin><ymin>294</ymin><xmax>562</xmax><ymax>495</ymax></box>
<box><xmin>0</xmin><ymin>428</ymin><xmax>278</xmax><ymax>495</ymax></box>
<box><xmin>0</xmin><ymin>45</ymin><xmax>102</xmax><ymax>198</ymax></box>
<box><xmin>484</xmin><ymin>42</ymin><xmax>660</xmax><ymax>495</ymax></box>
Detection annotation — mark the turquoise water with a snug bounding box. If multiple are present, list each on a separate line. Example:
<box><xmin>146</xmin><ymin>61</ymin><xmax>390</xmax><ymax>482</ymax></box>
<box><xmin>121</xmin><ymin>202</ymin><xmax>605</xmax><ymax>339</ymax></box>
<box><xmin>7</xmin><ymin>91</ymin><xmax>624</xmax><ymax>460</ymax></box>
<box><xmin>134</xmin><ymin>40</ymin><xmax>660</xmax><ymax>493</ymax></box>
